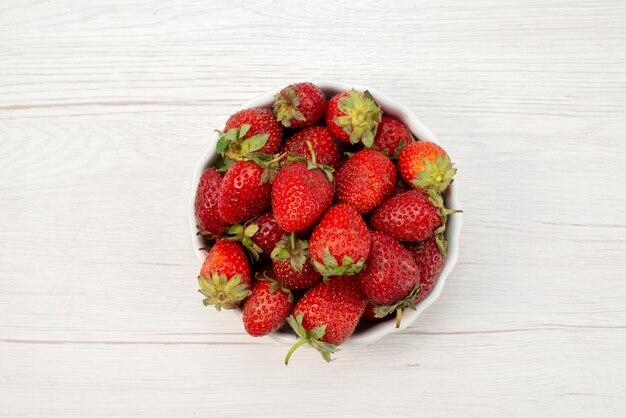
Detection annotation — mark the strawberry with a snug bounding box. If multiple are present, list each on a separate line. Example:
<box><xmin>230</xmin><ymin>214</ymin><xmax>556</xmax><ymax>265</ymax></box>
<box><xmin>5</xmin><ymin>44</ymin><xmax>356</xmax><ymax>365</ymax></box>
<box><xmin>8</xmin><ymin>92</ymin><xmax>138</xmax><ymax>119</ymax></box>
<box><xmin>273</xmin><ymin>82</ymin><xmax>326</xmax><ymax>128</ymax></box>
<box><xmin>271</xmin><ymin>161</ymin><xmax>334</xmax><ymax>232</ymax></box>
<box><xmin>271</xmin><ymin>233</ymin><xmax>321</xmax><ymax>290</ymax></box>
<box><xmin>218</xmin><ymin>160</ymin><xmax>271</xmax><ymax>224</ymax></box>
<box><xmin>356</xmin><ymin>231</ymin><xmax>420</xmax><ymax>328</ymax></box>
<box><xmin>398</xmin><ymin>141</ymin><xmax>456</xmax><ymax>193</ymax></box>
<box><xmin>334</xmin><ymin>149</ymin><xmax>397</xmax><ymax>214</ymax></box>
<box><xmin>371</xmin><ymin>189</ymin><xmax>458</xmax><ymax>255</ymax></box>
<box><xmin>285</xmin><ymin>275</ymin><xmax>367</xmax><ymax>363</ymax></box>
<box><xmin>282</xmin><ymin>126</ymin><xmax>340</xmax><ymax>168</ymax></box>
<box><xmin>406</xmin><ymin>237</ymin><xmax>446</xmax><ymax>303</ymax></box>
<box><xmin>194</xmin><ymin>168</ymin><xmax>227</xmax><ymax>236</ymax></box>
<box><xmin>325</xmin><ymin>89</ymin><xmax>382</xmax><ymax>146</ymax></box>
<box><xmin>225</xmin><ymin>211</ymin><xmax>286</xmax><ymax>260</ymax></box>
<box><xmin>373</xmin><ymin>115</ymin><xmax>413</xmax><ymax>158</ymax></box>
<box><xmin>243</xmin><ymin>274</ymin><xmax>294</xmax><ymax>337</ymax></box>
<box><xmin>309</xmin><ymin>204</ymin><xmax>371</xmax><ymax>277</ymax></box>
<box><xmin>224</xmin><ymin>108</ymin><xmax>283</xmax><ymax>154</ymax></box>
<box><xmin>198</xmin><ymin>240</ymin><xmax>251</xmax><ymax>311</ymax></box>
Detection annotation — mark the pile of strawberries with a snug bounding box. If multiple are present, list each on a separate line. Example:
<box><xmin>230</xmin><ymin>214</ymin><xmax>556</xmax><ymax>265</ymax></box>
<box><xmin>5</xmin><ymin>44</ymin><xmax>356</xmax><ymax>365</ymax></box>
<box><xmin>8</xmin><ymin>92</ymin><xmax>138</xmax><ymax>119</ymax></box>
<box><xmin>194</xmin><ymin>82</ymin><xmax>459</xmax><ymax>363</ymax></box>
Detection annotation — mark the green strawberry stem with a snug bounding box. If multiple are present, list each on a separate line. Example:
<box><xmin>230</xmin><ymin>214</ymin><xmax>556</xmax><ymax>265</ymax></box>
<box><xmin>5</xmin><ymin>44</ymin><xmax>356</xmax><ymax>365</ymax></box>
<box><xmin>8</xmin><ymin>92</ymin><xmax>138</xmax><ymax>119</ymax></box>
<box><xmin>290</xmin><ymin>231</ymin><xmax>296</xmax><ymax>251</ymax></box>
<box><xmin>284</xmin><ymin>338</ymin><xmax>309</xmax><ymax>365</ymax></box>
<box><xmin>305</xmin><ymin>140</ymin><xmax>317</xmax><ymax>164</ymax></box>
<box><xmin>396</xmin><ymin>308</ymin><xmax>403</xmax><ymax>328</ymax></box>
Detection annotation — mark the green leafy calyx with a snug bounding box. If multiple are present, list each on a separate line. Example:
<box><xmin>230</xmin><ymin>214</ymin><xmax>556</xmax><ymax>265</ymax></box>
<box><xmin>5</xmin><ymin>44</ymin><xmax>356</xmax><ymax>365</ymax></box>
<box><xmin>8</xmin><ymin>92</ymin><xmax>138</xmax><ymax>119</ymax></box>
<box><xmin>273</xmin><ymin>87</ymin><xmax>306</xmax><ymax>128</ymax></box>
<box><xmin>198</xmin><ymin>272</ymin><xmax>251</xmax><ymax>311</ymax></box>
<box><xmin>284</xmin><ymin>313</ymin><xmax>339</xmax><ymax>365</ymax></box>
<box><xmin>311</xmin><ymin>248</ymin><xmax>366</xmax><ymax>278</ymax></box>
<box><xmin>373</xmin><ymin>285</ymin><xmax>423</xmax><ymax>328</ymax></box>
<box><xmin>334</xmin><ymin>89</ymin><xmax>382</xmax><ymax>146</ymax></box>
<box><xmin>410</xmin><ymin>154</ymin><xmax>457</xmax><ymax>193</ymax></box>
<box><xmin>271</xmin><ymin>233</ymin><xmax>310</xmax><ymax>273</ymax></box>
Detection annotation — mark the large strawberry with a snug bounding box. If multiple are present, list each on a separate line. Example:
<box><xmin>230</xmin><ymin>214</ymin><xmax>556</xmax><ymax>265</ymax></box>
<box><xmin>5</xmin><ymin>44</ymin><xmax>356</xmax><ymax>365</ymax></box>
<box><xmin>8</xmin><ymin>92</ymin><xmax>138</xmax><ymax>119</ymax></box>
<box><xmin>198</xmin><ymin>240</ymin><xmax>251</xmax><ymax>311</ymax></box>
<box><xmin>194</xmin><ymin>168</ymin><xmax>227</xmax><ymax>236</ymax></box>
<box><xmin>282</xmin><ymin>125</ymin><xmax>340</xmax><ymax>168</ymax></box>
<box><xmin>357</xmin><ymin>231</ymin><xmax>420</xmax><ymax>328</ymax></box>
<box><xmin>271</xmin><ymin>161</ymin><xmax>334</xmax><ymax>232</ymax></box>
<box><xmin>273</xmin><ymin>82</ymin><xmax>326</xmax><ymax>128</ymax></box>
<box><xmin>271</xmin><ymin>233</ymin><xmax>321</xmax><ymax>290</ymax></box>
<box><xmin>285</xmin><ymin>275</ymin><xmax>367</xmax><ymax>364</ymax></box>
<box><xmin>224</xmin><ymin>108</ymin><xmax>283</xmax><ymax>154</ymax></box>
<box><xmin>335</xmin><ymin>149</ymin><xmax>397</xmax><ymax>214</ymax></box>
<box><xmin>218</xmin><ymin>160</ymin><xmax>272</xmax><ymax>224</ymax></box>
<box><xmin>309</xmin><ymin>204</ymin><xmax>371</xmax><ymax>277</ymax></box>
<box><xmin>225</xmin><ymin>210</ymin><xmax>286</xmax><ymax>260</ymax></box>
<box><xmin>243</xmin><ymin>274</ymin><xmax>294</xmax><ymax>337</ymax></box>
<box><xmin>370</xmin><ymin>189</ymin><xmax>458</xmax><ymax>255</ymax></box>
<box><xmin>406</xmin><ymin>237</ymin><xmax>446</xmax><ymax>303</ymax></box>
<box><xmin>373</xmin><ymin>115</ymin><xmax>413</xmax><ymax>158</ymax></box>
<box><xmin>398</xmin><ymin>141</ymin><xmax>456</xmax><ymax>192</ymax></box>
<box><xmin>325</xmin><ymin>89</ymin><xmax>382</xmax><ymax>146</ymax></box>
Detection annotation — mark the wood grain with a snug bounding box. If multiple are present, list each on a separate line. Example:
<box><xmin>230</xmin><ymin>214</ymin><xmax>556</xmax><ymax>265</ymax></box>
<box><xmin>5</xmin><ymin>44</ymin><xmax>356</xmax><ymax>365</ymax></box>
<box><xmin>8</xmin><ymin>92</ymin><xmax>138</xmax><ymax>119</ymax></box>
<box><xmin>1</xmin><ymin>0</ymin><xmax>626</xmax><ymax>416</ymax></box>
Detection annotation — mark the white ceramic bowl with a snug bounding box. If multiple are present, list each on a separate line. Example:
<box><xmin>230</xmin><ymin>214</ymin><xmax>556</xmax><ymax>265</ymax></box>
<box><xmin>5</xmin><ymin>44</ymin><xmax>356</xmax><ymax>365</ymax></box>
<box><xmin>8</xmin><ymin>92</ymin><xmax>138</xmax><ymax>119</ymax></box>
<box><xmin>188</xmin><ymin>81</ymin><xmax>462</xmax><ymax>346</ymax></box>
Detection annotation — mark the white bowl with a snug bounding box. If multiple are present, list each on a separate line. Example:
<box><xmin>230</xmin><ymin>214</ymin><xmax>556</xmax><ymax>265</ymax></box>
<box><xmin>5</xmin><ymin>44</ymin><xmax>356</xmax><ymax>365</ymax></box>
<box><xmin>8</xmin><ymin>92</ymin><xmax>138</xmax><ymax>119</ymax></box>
<box><xmin>188</xmin><ymin>81</ymin><xmax>463</xmax><ymax>346</ymax></box>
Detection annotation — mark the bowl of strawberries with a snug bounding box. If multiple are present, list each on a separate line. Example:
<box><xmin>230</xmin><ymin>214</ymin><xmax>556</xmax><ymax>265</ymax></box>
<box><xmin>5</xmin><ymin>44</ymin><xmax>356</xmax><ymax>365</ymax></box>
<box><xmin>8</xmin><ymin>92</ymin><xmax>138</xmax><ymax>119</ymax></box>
<box><xmin>189</xmin><ymin>81</ymin><xmax>462</xmax><ymax>364</ymax></box>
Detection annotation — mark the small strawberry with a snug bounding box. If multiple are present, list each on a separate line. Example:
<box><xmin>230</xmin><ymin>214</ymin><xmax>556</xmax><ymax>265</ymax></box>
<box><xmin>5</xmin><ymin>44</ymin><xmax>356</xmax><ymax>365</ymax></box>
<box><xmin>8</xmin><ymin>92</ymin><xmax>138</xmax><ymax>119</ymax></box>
<box><xmin>398</xmin><ymin>141</ymin><xmax>456</xmax><ymax>192</ymax></box>
<box><xmin>273</xmin><ymin>82</ymin><xmax>326</xmax><ymax>128</ymax></box>
<box><xmin>243</xmin><ymin>274</ymin><xmax>294</xmax><ymax>337</ymax></box>
<box><xmin>194</xmin><ymin>168</ymin><xmax>227</xmax><ymax>237</ymax></box>
<box><xmin>285</xmin><ymin>275</ymin><xmax>367</xmax><ymax>364</ymax></box>
<box><xmin>218</xmin><ymin>160</ymin><xmax>272</xmax><ymax>224</ymax></box>
<box><xmin>406</xmin><ymin>237</ymin><xmax>446</xmax><ymax>303</ymax></box>
<box><xmin>225</xmin><ymin>211</ymin><xmax>286</xmax><ymax>260</ymax></box>
<box><xmin>335</xmin><ymin>149</ymin><xmax>397</xmax><ymax>214</ymax></box>
<box><xmin>309</xmin><ymin>204</ymin><xmax>371</xmax><ymax>277</ymax></box>
<box><xmin>370</xmin><ymin>189</ymin><xmax>459</xmax><ymax>254</ymax></box>
<box><xmin>271</xmin><ymin>233</ymin><xmax>321</xmax><ymax>290</ymax></box>
<box><xmin>198</xmin><ymin>240</ymin><xmax>251</xmax><ymax>311</ymax></box>
<box><xmin>282</xmin><ymin>126</ymin><xmax>340</xmax><ymax>168</ymax></box>
<box><xmin>357</xmin><ymin>231</ymin><xmax>420</xmax><ymax>328</ymax></box>
<box><xmin>373</xmin><ymin>115</ymin><xmax>413</xmax><ymax>158</ymax></box>
<box><xmin>224</xmin><ymin>108</ymin><xmax>283</xmax><ymax>154</ymax></box>
<box><xmin>271</xmin><ymin>161</ymin><xmax>334</xmax><ymax>232</ymax></box>
<box><xmin>325</xmin><ymin>89</ymin><xmax>382</xmax><ymax>146</ymax></box>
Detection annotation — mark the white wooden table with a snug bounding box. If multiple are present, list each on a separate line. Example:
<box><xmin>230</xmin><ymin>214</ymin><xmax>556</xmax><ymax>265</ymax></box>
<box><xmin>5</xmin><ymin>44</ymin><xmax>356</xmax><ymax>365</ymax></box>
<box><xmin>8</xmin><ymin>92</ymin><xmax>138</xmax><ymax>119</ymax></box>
<box><xmin>2</xmin><ymin>0</ymin><xmax>625</xmax><ymax>416</ymax></box>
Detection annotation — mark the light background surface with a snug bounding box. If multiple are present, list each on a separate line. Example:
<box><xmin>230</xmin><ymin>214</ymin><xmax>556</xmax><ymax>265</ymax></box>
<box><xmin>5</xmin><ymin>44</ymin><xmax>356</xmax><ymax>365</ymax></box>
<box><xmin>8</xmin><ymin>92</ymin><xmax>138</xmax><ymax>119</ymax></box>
<box><xmin>1</xmin><ymin>0</ymin><xmax>625</xmax><ymax>416</ymax></box>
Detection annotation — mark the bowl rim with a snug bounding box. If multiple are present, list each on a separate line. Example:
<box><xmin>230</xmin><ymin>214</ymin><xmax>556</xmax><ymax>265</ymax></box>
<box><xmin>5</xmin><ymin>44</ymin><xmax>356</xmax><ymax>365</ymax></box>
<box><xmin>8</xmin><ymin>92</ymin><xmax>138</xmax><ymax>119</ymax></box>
<box><xmin>188</xmin><ymin>80</ymin><xmax>463</xmax><ymax>346</ymax></box>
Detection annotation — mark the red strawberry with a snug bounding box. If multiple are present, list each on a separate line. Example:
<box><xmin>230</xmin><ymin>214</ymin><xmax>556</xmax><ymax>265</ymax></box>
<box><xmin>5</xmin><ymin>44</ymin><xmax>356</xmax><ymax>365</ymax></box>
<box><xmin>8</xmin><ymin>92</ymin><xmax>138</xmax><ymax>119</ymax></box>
<box><xmin>194</xmin><ymin>168</ymin><xmax>227</xmax><ymax>236</ymax></box>
<box><xmin>356</xmin><ymin>231</ymin><xmax>420</xmax><ymax>327</ymax></box>
<box><xmin>285</xmin><ymin>275</ymin><xmax>367</xmax><ymax>363</ymax></box>
<box><xmin>198</xmin><ymin>240</ymin><xmax>251</xmax><ymax>311</ymax></box>
<box><xmin>282</xmin><ymin>126</ymin><xmax>340</xmax><ymax>168</ymax></box>
<box><xmin>325</xmin><ymin>89</ymin><xmax>382</xmax><ymax>146</ymax></box>
<box><xmin>373</xmin><ymin>115</ymin><xmax>413</xmax><ymax>158</ymax></box>
<box><xmin>218</xmin><ymin>160</ymin><xmax>271</xmax><ymax>224</ymax></box>
<box><xmin>224</xmin><ymin>108</ymin><xmax>283</xmax><ymax>154</ymax></box>
<box><xmin>271</xmin><ymin>233</ymin><xmax>321</xmax><ymax>290</ymax></box>
<box><xmin>371</xmin><ymin>189</ymin><xmax>457</xmax><ymax>254</ymax></box>
<box><xmin>398</xmin><ymin>141</ymin><xmax>456</xmax><ymax>192</ymax></box>
<box><xmin>273</xmin><ymin>82</ymin><xmax>326</xmax><ymax>128</ymax></box>
<box><xmin>406</xmin><ymin>237</ymin><xmax>446</xmax><ymax>303</ymax></box>
<box><xmin>335</xmin><ymin>149</ymin><xmax>397</xmax><ymax>214</ymax></box>
<box><xmin>309</xmin><ymin>204</ymin><xmax>371</xmax><ymax>277</ymax></box>
<box><xmin>271</xmin><ymin>161</ymin><xmax>334</xmax><ymax>232</ymax></box>
<box><xmin>226</xmin><ymin>211</ymin><xmax>286</xmax><ymax>260</ymax></box>
<box><xmin>243</xmin><ymin>275</ymin><xmax>294</xmax><ymax>337</ymax></box>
